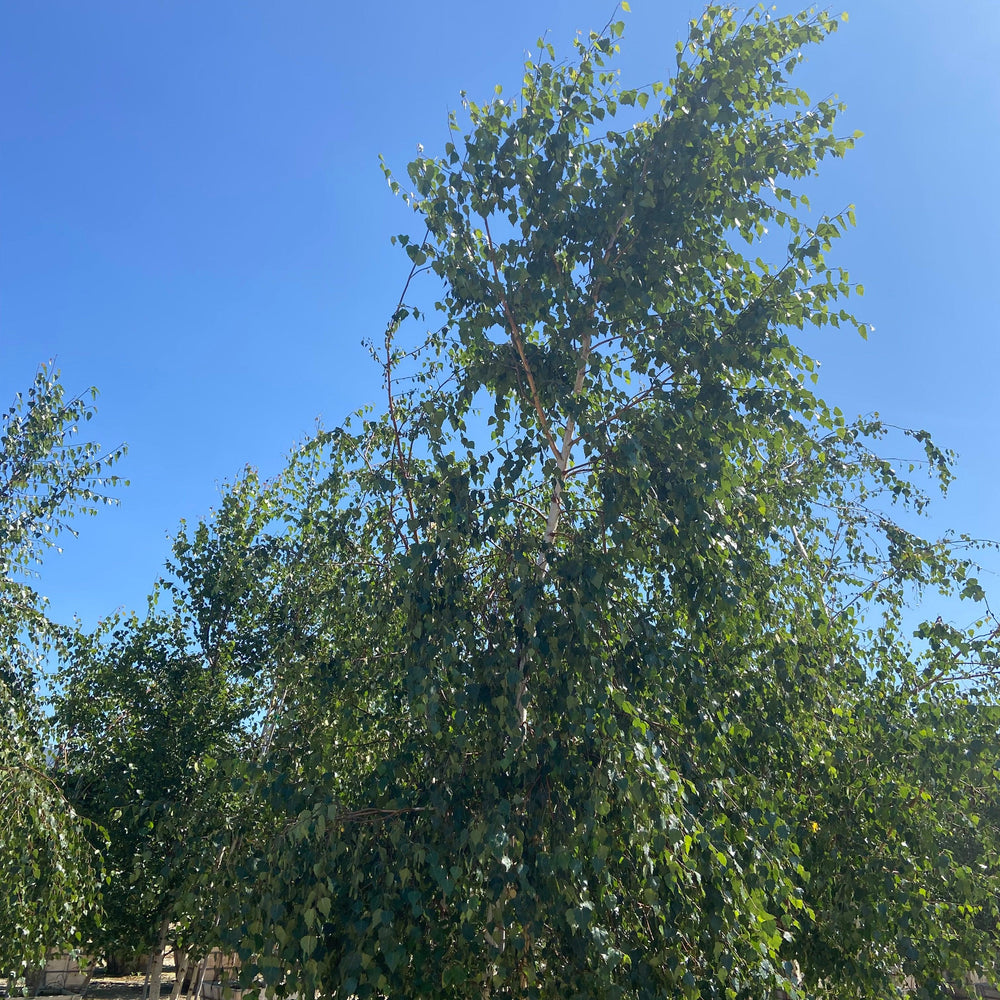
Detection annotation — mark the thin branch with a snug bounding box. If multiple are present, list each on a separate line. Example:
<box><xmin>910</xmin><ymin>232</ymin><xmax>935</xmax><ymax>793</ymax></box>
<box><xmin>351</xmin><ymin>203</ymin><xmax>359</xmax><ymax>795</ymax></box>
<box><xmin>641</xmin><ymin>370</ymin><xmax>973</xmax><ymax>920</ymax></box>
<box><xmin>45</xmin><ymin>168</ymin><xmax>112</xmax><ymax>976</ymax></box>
<box><xmin>481</xmin><ymin>217</ymin><xmax>561</xmax><ymax>464</ymax></box>
<box><xmin>382</xmin><ymin>232</ymin><xmax>430</xmax><ymax>540</ymax></box>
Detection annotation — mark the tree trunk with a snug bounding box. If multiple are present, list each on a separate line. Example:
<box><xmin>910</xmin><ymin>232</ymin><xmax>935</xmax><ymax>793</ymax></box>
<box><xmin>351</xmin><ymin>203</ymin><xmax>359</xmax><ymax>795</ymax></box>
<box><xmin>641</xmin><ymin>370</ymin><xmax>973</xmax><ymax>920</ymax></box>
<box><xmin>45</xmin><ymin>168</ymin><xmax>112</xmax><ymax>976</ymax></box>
<box><xmin>190</xmin><ymin>955</ymin><xmax>208</xmax><ymax>1000</ymax></box>
<box><xmin>168</xmin><ymin>949</ymin><xmax>189</xmax><ymax>1000</ymax></box>
<box><xmin>146</xmin><ymin>916</ymin><xmax>171</xmax><ymax>1000</ymax></box>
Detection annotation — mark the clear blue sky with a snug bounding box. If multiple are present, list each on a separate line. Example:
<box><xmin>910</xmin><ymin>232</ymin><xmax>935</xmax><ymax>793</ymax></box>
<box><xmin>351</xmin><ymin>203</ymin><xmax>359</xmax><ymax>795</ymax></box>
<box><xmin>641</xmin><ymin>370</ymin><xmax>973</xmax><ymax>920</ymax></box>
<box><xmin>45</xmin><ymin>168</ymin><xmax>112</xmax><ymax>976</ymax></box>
<box><xmin>2</xmin><ymin>2</ymin><xmax>998</xmax><ymax>633</ymax></box>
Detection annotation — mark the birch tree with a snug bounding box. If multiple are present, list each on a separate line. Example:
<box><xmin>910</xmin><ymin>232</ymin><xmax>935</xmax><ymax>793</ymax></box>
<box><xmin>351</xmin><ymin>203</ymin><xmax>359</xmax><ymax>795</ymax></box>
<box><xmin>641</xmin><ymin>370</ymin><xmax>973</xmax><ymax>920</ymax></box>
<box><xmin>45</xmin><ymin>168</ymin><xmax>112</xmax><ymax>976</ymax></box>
<box><xmin>0</xmin><ymin>366</ymin><xmax>124</xmax><ymax>976</ymax></box>
<box><xmin>209</xmin><ymin>7</ymin><xmax>1000</xmax><ymax>998</ymax></box>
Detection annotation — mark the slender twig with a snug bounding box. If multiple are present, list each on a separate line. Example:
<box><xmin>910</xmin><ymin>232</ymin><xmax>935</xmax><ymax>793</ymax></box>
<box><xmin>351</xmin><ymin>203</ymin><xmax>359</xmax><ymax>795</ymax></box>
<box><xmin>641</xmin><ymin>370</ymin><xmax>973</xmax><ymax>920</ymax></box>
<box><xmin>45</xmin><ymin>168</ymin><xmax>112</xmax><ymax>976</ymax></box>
<box><xmin>382</xmin><ymin>230</ymin><xmax>430</xmax><ymax>538</ymax></box>
<box><xmin>482</xmin><ymin>217</ymin><xmax>561</xmax><ymax>464</ymax></box>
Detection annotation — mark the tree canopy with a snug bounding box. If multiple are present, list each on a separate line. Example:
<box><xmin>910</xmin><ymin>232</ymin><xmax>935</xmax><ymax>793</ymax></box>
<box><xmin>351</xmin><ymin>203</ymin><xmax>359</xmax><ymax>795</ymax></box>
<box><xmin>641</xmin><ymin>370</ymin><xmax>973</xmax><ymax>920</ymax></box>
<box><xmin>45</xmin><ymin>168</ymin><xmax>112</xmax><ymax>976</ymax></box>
<box><xmin>38</xmin><ymin>6</ymin><xmax>1000</xmax><ymax>1000</ymax></box>
<box><xmin>197</xmin><ymin>6</ymin><xmax>1000</xmax><ymax>999</ymax></box>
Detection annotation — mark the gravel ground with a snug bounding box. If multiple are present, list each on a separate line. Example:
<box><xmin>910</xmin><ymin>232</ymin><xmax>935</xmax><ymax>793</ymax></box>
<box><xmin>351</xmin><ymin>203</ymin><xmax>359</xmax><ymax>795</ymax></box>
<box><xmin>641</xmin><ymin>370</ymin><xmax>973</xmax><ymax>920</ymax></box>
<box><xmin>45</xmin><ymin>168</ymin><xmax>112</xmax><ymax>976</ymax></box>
<box><xmin>2</xmin><ymin>974</ymin><xmax>177</xmax><ymax>1000</ymax></box>
<box><xmin>81</xmin><ymin>979</ymin><xmax>152</xmax><ymax>1000</ymax></box>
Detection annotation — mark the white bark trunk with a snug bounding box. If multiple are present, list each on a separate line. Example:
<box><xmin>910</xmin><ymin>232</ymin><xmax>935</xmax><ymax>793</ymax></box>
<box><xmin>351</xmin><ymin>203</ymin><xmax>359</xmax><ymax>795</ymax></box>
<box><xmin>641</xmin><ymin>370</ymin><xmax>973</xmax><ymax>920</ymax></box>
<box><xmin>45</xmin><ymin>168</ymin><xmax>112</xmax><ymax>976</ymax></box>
<box><xmin>168</xmin><ymin>949</ymin><xmax>189</xmax><ymax>1000</ymax></box>
<box><xmin>190</xmin><ymin>955</ymin><xmax>209</xmax><ymax>1000</ymax></box>
<box><xmin>146</xmin><ymin>916</ymin><xmax>171</xmax><ymax>1000</ymax></box>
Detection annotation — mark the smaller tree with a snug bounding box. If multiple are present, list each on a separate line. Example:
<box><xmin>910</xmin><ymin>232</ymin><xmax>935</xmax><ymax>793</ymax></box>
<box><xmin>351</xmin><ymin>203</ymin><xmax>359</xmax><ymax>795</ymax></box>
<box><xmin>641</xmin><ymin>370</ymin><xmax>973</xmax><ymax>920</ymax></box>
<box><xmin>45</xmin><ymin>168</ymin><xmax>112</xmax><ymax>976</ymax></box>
<box><xmin>0</xmin><ymin>365</ymin><xmax>125</xmax><ymax>976</ymax></box>
<box><xmin>56</xmin><ymin>456</ymin><xmax>345</xmax><ymax>997</ymax></box>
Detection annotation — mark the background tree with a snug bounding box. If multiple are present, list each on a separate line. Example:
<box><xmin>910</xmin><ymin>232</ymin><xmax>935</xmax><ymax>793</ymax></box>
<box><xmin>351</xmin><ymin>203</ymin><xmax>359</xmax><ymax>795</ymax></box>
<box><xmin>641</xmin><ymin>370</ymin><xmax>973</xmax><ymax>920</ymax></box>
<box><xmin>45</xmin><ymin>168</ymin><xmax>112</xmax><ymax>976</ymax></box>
<box><xmin>56</xmin><ymin>454</ymin><xmax>347</xmax><ymax>997</ymax></box>
<box><xmin>0</xmin><ymin>365</ymin><xmax>125</xmax><ymax>977</ymax></box>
